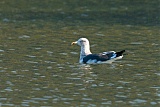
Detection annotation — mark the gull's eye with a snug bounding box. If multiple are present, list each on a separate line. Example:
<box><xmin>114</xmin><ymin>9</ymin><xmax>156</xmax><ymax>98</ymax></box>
<box><xmin>80</xmin><ymin>40</ymin><xmax>86</xmax><ymax>42</ymax></box>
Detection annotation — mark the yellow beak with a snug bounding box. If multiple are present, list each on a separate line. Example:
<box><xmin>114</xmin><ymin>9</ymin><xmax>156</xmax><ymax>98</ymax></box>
<box><xmin>71</xmin><ymin>41</ymin><xmax>77</xmax><ymax>45</ymax></box>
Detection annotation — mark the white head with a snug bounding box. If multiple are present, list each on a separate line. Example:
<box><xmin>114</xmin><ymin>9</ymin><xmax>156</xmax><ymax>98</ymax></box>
<box><xmin>71</xmin><ymin>38</ymin><xmax>92</xmax><ymax>63</ymax></box>
<box><xmin>71</xmin><ymin>38</ymin><xmax>90</xmax><ymax>47</ymax></box>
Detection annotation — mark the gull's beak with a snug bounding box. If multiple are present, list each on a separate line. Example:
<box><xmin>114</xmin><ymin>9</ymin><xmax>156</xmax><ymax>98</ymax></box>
<box><xmin>71</xmin><ymin>41</ymin><xmax>77</xmax><ymax>45</ymax></box>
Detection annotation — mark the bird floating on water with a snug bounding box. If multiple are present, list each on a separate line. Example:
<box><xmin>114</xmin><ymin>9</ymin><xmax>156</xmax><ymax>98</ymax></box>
<box><xmin>71</xmin><ymin>38</ymin><xmax>125</xmax><ymax>64</ymax></box>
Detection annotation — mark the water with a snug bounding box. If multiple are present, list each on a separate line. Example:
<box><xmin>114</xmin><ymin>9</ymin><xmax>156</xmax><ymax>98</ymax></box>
<box><xmin>0</xmin><ymin>0</ymin><xmax>160</xmax><ymax>107</ymax></box>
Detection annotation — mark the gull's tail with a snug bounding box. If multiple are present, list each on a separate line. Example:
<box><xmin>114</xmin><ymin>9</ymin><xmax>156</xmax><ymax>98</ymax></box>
<box><xmin>116</xmin><ymin>50</ymin><xmax>125</xmax><ymax>57</ymax></box>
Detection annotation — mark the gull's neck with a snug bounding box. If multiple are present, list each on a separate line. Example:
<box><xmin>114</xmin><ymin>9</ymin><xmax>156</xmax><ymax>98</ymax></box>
<box><xmin>79</xmin><ymin>45</ymin><xmax>92</xmax><ymax>62</ymax></box>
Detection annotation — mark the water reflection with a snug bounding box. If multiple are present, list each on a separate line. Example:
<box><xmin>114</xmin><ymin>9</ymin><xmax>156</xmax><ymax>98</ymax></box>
<box><xmin>0</xmin><ymin>0</ymin><xmax>159</xmax><ymax>106</ymax></box>
<box><xmin>19</xmin><ymin>35</ymin><xmax>30</xmax><ymax>39</ymax></box>
<box><xmin>129</xmin><ymin>99</ymin><xmax>147</xmax><ymax>105</ymax></box>
<box><xmin>0</xmin><ymin>49</ymin><xmax>4</xmax><ymax>52</ymax></box>
<box><xmin>77</xmin><ymin>64</ymin><xmax>92</xmax><ymax>70</ymax></box>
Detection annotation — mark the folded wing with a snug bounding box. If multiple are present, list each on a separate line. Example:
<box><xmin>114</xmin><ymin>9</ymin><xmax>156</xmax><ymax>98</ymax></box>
<box><xmin>83</xmin><ymin>51</ymin><xmax>116</xmax><ymax>63</ymax></box>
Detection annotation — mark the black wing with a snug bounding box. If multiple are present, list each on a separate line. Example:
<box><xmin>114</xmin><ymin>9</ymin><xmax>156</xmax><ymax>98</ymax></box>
<box><xmin>83</xmin><ymin>52</ymin><xmax>116</xmax><ymax>63</ymax></box>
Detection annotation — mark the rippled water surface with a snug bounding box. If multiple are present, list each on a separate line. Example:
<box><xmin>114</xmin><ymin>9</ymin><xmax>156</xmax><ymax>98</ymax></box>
<box><xmin>0</xmin><ymin>0</ymin><xmax>160</xmax><ymax>107</ymax></box>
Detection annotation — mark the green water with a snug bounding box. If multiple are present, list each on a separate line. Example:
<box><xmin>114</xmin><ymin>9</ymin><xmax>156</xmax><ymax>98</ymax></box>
<box><xmin>0</xmin><ymin>0</ymin><xmax>160</xmax><ymax>107</ymax></box>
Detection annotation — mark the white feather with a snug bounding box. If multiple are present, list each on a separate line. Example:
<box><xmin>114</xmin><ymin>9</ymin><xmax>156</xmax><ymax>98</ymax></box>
<box><xmin>73</xmin><ymin>38</ymin><xmax>124</xmax><ymax>64</ymax></box>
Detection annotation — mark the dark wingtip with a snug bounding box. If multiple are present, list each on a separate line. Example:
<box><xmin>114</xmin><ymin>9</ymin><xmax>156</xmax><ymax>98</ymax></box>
<box><xmin>116</xmin><ymin>50</ymin><xmax>126</xmax><ymax>57</ymax></box>
<box><xmin>121</xmin><ymin>50</ymin><xmax>125</xmax><ymax>53</ymax></box>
